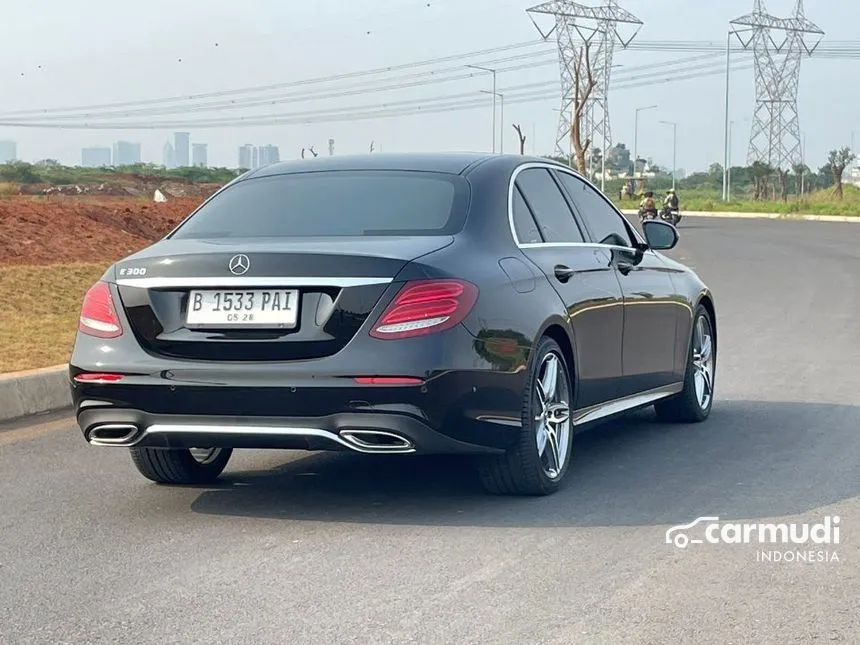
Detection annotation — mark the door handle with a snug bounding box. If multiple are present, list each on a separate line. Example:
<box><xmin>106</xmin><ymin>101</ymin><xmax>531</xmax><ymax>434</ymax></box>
<box><xmin>554</xmin><ymin>265</ymin><xmax>576</xmax><ymax>283</ymax></box>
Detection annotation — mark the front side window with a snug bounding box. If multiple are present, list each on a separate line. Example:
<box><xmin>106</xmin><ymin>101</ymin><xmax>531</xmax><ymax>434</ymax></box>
<box><xmin>514</xmin><ymin>168</ymin><xmax>585</xmax><ymax>244</ymax></box>
<box><xmin>554</xmin><ymin>170</ymin><xmax>634</xmax><ymax>247</ymax></box>
<box><xmin>170</xmin><ymin>170</ymin><xmax>468</xmax><ymax>239</ymax></box>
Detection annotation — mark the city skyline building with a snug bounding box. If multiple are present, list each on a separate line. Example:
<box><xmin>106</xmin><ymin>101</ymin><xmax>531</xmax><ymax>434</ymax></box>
<box><xmin>81</xmin><ymin>147</ymin><xmax>112</xmax><ymax>167</ymax></box>
<box><xmin>0</xmin><ymin>140</ymin><xmax>17</xmax><ymax>163</ymax></box>
<box><xmin>238</xmin><ymin>144</ymin><xmax>253</xmax><ymax>169</ymax></box>
<box><xmin>174</xmin><ymin>132</ymin><xmax>190</xmax><ymax>167</ymax></box>
<box><xmin>112</xmin><ymin>141</ymin><xmax>141</xmax><ymax>166</ymax></box>
<box><xmin>192</xmin><ymin>143</ymin><xmax>208</xmax><ymax>168</ymax></box>
<box><xmin>162</xmin><ymin>141</ymin><xmax>175</xmax><ymax>169</ymax></box>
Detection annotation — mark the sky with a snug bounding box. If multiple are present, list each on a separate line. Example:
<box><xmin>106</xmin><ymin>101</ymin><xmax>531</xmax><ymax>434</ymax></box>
<box><xmin>0</xmin><ymin>0</ymin><xmax>857</xmax><ymax>172</ymax></box>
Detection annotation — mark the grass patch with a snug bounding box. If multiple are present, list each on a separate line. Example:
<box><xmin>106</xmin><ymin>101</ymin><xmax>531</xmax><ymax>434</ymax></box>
<box><xmin>612</xmin><ymin>185</ymin><xmax>860</xmax><ymax>216</ymax></box>
<box><xmin>0</xmin><ymin>263</ymin><xmax>107</xmax><ymax>373</ymax></box>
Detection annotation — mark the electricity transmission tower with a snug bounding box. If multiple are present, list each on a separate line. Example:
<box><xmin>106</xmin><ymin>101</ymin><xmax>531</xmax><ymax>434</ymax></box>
<box><xmin>730</xmin><ymin>0</ymin><xmax>823</xmax><ymax>170</ymax></box>
<box><xmin>526</xmin><ymin>0</ymin><xmax>642</xmax><ymax>162</ymax></box>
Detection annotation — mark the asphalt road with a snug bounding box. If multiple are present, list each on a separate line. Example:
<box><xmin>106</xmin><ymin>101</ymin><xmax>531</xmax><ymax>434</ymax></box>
<box><xmin>2</xmin><ymin>216</ymin><xmax>859</xmax><ymax>644</ymax></box>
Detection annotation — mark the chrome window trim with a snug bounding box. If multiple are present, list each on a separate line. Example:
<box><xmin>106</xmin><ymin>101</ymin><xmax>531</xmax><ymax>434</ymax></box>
<box><xmin>507</xmin><ymin>161</ymin><xmax>648</xmax><ymax>252</ymax></box>
<box><xmin>115</xmin><ymin>276</ymin><xmax>394</xmax><ymax>289</ymax></box>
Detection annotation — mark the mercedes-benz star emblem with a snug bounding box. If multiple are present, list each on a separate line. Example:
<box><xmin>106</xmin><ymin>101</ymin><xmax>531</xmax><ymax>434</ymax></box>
<box><xmin>228</xmin><ymin>254</ymin><xmax>250</xmax><ymax>275</ymax></box>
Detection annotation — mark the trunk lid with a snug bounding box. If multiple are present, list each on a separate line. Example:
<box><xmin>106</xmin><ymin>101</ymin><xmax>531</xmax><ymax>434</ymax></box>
<box><xmin>114</xmin><ymin>236</ymin><xmax>454</xmax><ymax>361</ymax></box>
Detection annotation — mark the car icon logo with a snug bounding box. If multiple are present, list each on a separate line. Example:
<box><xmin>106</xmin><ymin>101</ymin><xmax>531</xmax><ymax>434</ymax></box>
<box><xmin>228</xmin><ymin>254</ymin><xmax>250</xmax><ymax>275</ymax></box>
<box><xmin>665</xmin><ymin>516</ymin><xmax>720</xmax><ymax>549</ymax></box>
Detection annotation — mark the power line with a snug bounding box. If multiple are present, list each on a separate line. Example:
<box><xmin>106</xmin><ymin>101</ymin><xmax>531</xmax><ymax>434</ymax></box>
<box><xmin>0</xmin><ymin>61</ymin><xmax>755</xmax><ymax>130</ymax></box>
<box><xmin>5</xmin><ymin>52</ymin><xmax>733</xmax><ymax>123</ymax></box>
<box><xmin>0</xmin><ymin>39</ymin><xmax>549</xmax><ymax>117</ymax></box>
<box><xmin>3</xmin><ymin>36</ymin><xmax>858</xmax><ymax>119</ymax></box>
<box><xmin>0</xmin><ymin>59</ymin><xmax>745</xmax><ymax>129</ymax></box>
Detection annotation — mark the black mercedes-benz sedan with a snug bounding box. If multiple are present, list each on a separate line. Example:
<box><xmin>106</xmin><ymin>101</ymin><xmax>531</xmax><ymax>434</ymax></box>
<box><xmin>69</xmin><ymin>153</ymin><xmax>716</xmax><ymax>496</ymax></box>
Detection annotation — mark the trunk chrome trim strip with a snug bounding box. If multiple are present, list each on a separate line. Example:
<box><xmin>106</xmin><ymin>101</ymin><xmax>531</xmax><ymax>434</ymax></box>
<box><xmin>115</xmin><ymin>276</ymin><xmax>394</xmax><ymax>288</ymax></box>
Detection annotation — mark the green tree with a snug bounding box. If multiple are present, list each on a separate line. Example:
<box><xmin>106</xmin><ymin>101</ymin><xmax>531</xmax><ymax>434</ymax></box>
<box><xmin>792</xmin><ymin>163</ymin><xmax>809</xmax><ymax>196</ymax></box>
<box><xmin>828</xmin><ymin>147</ymin><xmax>856</xmax><ymax>200</ymax></box>
<box><xmin>748</xmin><ymin>162</ymin><xmax>774</xmax><ymax>200</ymax></box>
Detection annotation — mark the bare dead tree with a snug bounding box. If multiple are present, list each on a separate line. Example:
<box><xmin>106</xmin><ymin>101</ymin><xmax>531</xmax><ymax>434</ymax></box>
<box><xmin>570</xmin><ymin>39</ymin><xmax>597</xmax><ymax>174</ymax></box>
<box><xmin>369</xmin><ymin>141</ymin><xmax>375</xmax><ymax>153</ymax></box>
<box><xmin>301</xmin><ymin>146</ymin><xmax>319</xmax><ymax>159</ymax></box>
<box><xmin>512</xmin><ymin>124</ymin><xmax>527</xmax><ymax>155</ymax></box>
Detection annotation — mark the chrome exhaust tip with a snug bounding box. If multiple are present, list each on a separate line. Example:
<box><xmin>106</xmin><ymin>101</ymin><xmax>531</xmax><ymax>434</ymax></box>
<box><xmin>338</xmin><ymin>430</ymin><xmax>415</xmax><ymax>454</ymax></box>
<box><xmin>87</xmin><ymin>423</ymin><xmax>141</xmax><ymax>447</ymax></box>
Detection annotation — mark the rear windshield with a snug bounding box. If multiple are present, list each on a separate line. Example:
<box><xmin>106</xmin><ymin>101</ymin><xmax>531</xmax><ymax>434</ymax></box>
<box><xmin>170</xmin><ymin>170</ymin><xmax>468</xmax><ymax>239</ymax></box>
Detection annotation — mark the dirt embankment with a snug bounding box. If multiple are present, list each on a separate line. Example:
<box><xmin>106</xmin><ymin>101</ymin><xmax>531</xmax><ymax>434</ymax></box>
<box><xmin>0</xmin><ymin>196</ymin><xmax>206</xmax><ymax>266</ymax></box>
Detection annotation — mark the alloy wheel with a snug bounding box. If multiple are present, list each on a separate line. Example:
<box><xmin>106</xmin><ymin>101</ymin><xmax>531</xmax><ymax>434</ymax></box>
<box><xmin>692</xmin><ymin>314</ymin><xmax>715</xmax><ymax>410</ymax></box>
<box><xmin>533</xmin><ymin>351</ymin><xmax>572</xmax><ymax>479</ymax></box>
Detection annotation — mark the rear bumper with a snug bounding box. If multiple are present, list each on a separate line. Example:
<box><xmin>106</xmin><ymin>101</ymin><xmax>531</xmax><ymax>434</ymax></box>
<box><xmin>69</xmin><ymin>318</ymin><xmax>532</xmax><ymax>455</ymax></box>
<box><xmin>70</xmin><ymin>368</ymin><xmax>527</xmax><ymax>455</ymax></box>
<box><xmin>76</xmin><ymin>408</ymin><xmax>504</xmax><ymax>455</ymax></box>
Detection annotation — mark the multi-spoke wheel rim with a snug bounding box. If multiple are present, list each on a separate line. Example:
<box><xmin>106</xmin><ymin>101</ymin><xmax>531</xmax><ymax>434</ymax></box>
<box><xmin>692</xmin><ymin>314</ymin><xmax>715</xmax><ymax>410</ymax></box>
<box><xmin>534</xmin><ymin>351</ymin><xmax>571</xmax><ymax>480</ymax></box>
<box><xmin>189</xmin><ymin>448</ymin><xmax>221</xmax><ymax>465</ymax></box>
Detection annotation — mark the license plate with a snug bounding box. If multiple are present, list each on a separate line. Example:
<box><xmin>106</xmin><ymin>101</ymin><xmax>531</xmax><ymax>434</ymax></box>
<box><xmin>186</xmin><ymin>290</ymin><xmax>299</xmax><ymax>328</ymax></box>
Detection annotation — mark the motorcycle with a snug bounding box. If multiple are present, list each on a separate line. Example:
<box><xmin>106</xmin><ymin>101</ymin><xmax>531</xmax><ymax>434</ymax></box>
<box><xmin>660</xmin><ymin>205</ymin><xmax>681</xmax><ymax>225</ymax></box>
<box><xmin>638</xmin><ymin>207</ymin><xmax>659</xmax><ymax>223</ymax></box>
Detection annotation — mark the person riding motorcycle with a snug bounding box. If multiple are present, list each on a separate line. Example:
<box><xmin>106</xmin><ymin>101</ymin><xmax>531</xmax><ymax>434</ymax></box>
<box><xmin>664</xmin><ymin>189</ymin><xmax>679</xmax><ymax>212</ymax></box>
<box><xmin>638</xmin><ymin>191</ymin><xmax>658</xmax><ymax>220</ymax></box>
<box><xmin>660</xmin><ymin>189</ymin><xmax>681</xmax><ymax>224</ymax></box>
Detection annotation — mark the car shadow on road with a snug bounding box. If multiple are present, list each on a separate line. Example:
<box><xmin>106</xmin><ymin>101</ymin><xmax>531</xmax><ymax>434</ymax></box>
<box><xmin>189</xmin><ymin>400</ymin><xmax>860</xmax><ymax>527</ymax></box>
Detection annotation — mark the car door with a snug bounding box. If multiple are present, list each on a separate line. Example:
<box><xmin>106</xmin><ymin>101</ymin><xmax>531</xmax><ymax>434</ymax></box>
<box><xmin>552</xmin><ymin>169</ymin><xmax>680</xmax><ymax>396</ymax></box>
<box><xmin>511</xmin><ymin>165</ymin><xmax>625</xmax><ymax>410</ymax></box>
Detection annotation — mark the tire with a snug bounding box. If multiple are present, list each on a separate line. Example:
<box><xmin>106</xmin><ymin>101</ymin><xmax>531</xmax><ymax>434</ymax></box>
<box><xmin>129</xmin><ymin>446</ymin><xmax>233</xmax><ymax>484</ymax></box>
<box><xmin>478</xmin><ymin>337</ymin><xmax>574</xmax><ymax>496</ymax></box>
<box><xmin>654</xmin><ymin>304</ymin><xmax>716</xmax><ymax>423</ymax></box>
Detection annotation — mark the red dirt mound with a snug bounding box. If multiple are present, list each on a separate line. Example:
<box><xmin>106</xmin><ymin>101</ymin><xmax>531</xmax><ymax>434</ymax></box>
<box><xmin>0</xmin><ymin>196</ymin><xmax>204</xmax><ymax>266</ymax></box>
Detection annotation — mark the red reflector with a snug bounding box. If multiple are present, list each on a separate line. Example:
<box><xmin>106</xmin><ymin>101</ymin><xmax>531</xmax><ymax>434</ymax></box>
<box><xmin>370</xmin><ymin>279</ymin><xmax>478</xmax><ymax>340</ymax></box>
<box><xmin>354</xmin><ymin>377</ymin><xmax>423</xmax><ymax>385</ymax></box>
<box><xmin>78</xmin><ymin>281</ymin><xmax>123</xmax><ymax>339</ymax></box>
<box><xmin>73</xmin><ymin>373</ymin><xmax>124</xmax><ymax>383</ymax></box>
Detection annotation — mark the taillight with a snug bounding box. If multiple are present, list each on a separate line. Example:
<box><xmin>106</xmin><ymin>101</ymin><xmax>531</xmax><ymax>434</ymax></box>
<box><xmin>354</xmin><ymin>376</ymin><xmax>423</xmax><ymax>385</ymax></box>
<box><xmin>73</xmin><ymin>373</ymin><xmax>125</xmax><ymax>383</ymax></box>
<box><xmin>369</xmin><ymin>279</ymin><xmax>478</xmax><ymax>340</ymax></box>
<box><xmin>78</xmin><ymin>282</ymin><xmax>123</xmax><ymax>338</ymax></box>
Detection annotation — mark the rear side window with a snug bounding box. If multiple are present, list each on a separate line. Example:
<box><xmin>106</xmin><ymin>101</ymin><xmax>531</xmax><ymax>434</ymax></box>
<box><xmin>170</xmin><ymin>170</ymin><xmax>468</xmax><ymax>239</ymax></box>
<box><xmin>514</xmin><ymin>168</ymin><xmax>585</xmax><ymax>243</ymax></box>
<box><xmin>511</xmin><ymin>186</ymin><xmax>544</xmax><ymax>244</ymax></box>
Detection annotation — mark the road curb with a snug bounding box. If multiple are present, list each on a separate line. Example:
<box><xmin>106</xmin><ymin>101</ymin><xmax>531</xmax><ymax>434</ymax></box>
<box><xmin>620</xmin><ymin>209</ymin><xmax>860</xmax><ymax>223</ymax></box>
<box><xmin>0</xmin><ymin>365</ymin><xmax>71</xmax><ymax>423</ymax></box>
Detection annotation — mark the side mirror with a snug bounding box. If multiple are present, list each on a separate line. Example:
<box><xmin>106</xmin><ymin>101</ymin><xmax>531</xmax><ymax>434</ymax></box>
<box><xmin>642</xmin><ymin>220</ymin><xmax>678</xmax><ymax>250</ymax></box>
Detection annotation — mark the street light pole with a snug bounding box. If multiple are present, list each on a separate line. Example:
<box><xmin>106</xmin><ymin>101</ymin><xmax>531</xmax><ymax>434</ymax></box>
<box><xmin>500</xmin><ymin>93</ymin><xmax>505</xmax><ymax>154</ymax></box>
<box><xmin>660</xmin><ymin>120</ymin><xmax>677</xmax><ymax>190</ymax></box>
<box><xmin>480</xmin><ymin>90</ymin><xmax>504</xmax><ymax>154</ymax></box>
<box><xmin>634</xmin><ymin>104</ymin><xmax>658</xmax><ymax>182</ymax></box>
<box><xmin>723</xmin><ymin>30</ymin><xmax>732</xmax><ymax>201</ymax></box>
<box><xmin>467</xmin><ymin>64</ymin><xmax>497</xmax><ymax>154</ymax></box>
